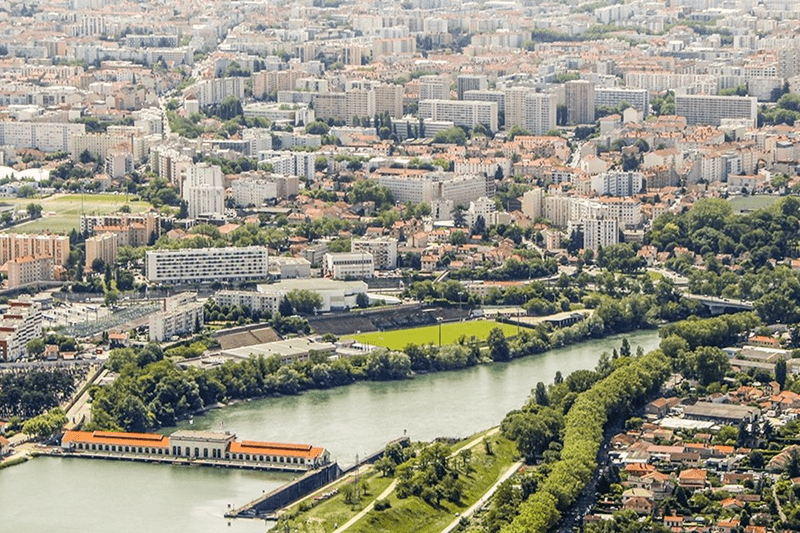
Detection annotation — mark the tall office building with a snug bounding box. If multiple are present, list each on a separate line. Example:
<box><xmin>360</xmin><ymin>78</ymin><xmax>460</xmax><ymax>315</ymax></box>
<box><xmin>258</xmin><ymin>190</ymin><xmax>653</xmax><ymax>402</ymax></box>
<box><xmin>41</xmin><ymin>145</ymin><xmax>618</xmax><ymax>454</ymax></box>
<box><xmin>564</xmin><ymin>80</ymin><xmax>595</xmax><ymax>124</ymax></box>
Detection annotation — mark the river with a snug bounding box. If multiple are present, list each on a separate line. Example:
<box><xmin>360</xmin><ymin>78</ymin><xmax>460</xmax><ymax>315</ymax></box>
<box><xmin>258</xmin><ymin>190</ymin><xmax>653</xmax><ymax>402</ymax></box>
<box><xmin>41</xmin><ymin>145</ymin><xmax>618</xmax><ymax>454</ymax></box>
<box><xmin>1</xmin><ymin>329</ymin><xmax>661</xmax><ymax>533</ymax></box>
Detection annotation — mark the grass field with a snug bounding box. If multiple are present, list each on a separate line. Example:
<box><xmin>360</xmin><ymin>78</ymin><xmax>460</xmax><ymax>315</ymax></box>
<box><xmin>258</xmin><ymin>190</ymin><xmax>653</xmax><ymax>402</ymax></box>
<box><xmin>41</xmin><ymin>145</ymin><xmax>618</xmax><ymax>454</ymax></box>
<box><xmin>283</xmin><ymin>429</ymin><xmax>517</xmax><ymax>533</ymax></box>
<box><xmin>283</xmin><ymin>471</ymin><xmax>394</xmax><ymax>533</ymax></box>
<box><xmin>349</xmin><ymin>434</ymin><xmax>517</xmax><ymax>533</ymax></box>
<box><xmin>1</xmin><ymin>193</ymin><xmax>151</xmax><ymax>234</ymax></box>
<box><xmin>728</xmin><ymin>195</ymin><xmax>780</xmax><ymax>214</ymax></box>
<box><xmin>351</xmin><ymin>320</ymin><xmax>519</xmax><ymax>350</ymax></box>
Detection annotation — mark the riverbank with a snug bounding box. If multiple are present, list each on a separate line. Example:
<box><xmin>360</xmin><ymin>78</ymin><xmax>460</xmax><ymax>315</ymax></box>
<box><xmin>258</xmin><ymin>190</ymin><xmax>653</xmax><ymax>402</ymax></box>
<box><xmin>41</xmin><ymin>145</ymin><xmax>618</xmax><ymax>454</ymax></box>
<box><xmin>2</xmin><ymin>330</ymin><xmax>662</xmax><ymax>533</ymax></box>
<box><xmin>277</xmin><ymin>428</ymin><xmax>518</xmax><ymax>533</ymax></box>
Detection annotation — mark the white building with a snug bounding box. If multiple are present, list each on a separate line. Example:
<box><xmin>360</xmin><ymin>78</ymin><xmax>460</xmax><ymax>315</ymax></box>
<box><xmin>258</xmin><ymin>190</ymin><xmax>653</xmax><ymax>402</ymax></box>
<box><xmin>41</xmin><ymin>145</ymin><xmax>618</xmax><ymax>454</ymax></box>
<box><xmin>591</xmin><ymin>171</ymin><xmax>644</xmax><ymax>197</ymax></box>
<box><xmin>149</xmin><ymin>293</ymin><xmax>204</xmax><ymax>342</ymax></box>
<box><xmin>351</xmin><ymin>238</ymin><xmax>398</xmax><ymax>270</ymax></box>
<box><xmin>145</xmin><ymin>246</ymin><xmax>269</xmax><ymax>284</ymax></box>
<box><xmin>0</xmin><ymin>122</ymin><xmax>85</xmax><ymax>152</ymax></box>
<box><xmin>580</xmin><ymin>218</ymin><xmax>618</xmax><ymax>251</ymax></box>
<box><xmin>418</xmin><ymin>99</ymin><xmax>498</xmax><ymax>131</ymax></box>
<box><xmin>184</xmin><ymin>77</ymin><xmax>246</xmax><ymax>108</ymax></box>
<box><xmin>231</xmin><ymin>178</ymin><xmax>278</xmax><ymax>207</ymax></box>
<box><xmin>675</xmin><ymin>95</ymin><xmax>758</xmax><ymax>127</ymax></box>
<box><xmin>182</xmin><ymin>163</ymin><xmax>225</xmax><ymax>219</ymax></box>
<box><xmin>595</xmin><ymin>88</ymin><xmax>649</xmax><ymax>116</ymax></box>
<box><xmin>0</xmin><ymin>299</ymin><xmax>42</xmax><ymax>361</ymax></box>
<box><xmin>323</xmin><ymin>252</ymin><xmax>374</xmax><ymax>279</ymax></box>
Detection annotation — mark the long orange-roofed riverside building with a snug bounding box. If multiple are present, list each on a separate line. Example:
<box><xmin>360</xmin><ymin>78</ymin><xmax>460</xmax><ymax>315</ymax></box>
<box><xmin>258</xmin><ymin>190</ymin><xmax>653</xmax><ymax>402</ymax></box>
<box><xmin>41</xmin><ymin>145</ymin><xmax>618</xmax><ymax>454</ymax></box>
<box><xmin>61</xmin><ymin>429</ymin><xmax>329</xmax><ymax>470</ymax></box>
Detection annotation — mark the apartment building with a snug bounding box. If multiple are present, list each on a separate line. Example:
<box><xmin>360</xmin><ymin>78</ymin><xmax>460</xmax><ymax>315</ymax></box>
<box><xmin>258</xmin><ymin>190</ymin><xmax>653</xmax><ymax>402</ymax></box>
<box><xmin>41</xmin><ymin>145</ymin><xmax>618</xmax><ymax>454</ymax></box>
<box><xmin>523</xmin><ymin>92</ymin><xmax>557</xmax><ymax>135</ymax></box>
<box><xmin>0</xmin><ymin>233</ymin><xmax>70</xmax><ymax>266</ymax></box>
<box><xmin>675</xmin><ymin>95</ymin><xmax>758</xmax><ymax>127</ymax></box>
<box><xmin>253</xmin><ymin>69</ymin><xmax>305</xmax><ymax>99</ymax></box>
<box><xmin>0</xmin><ymin>299</ymin><xmax>42</xmax><ymax>361</ymax></box>
<box><xmin>418</xmin><ymin>99</ymin><xmax>498</xmax><ymax>131</ymax></box>
<box><xmin>184</xmin><ymin>77</ymin><xmax>246</xmax><ymax>108</ymax></box>
<box><xmin>0</xmin><ymin>122</ymin><xmax>85</xmax><ymax>153</ymax></box>
<box><xmin>80</xmin><ymin>212</ymin><xmax>160</xmax><ymax>247</ymax></box>
<box><xmin>182</xmin><ymin>163</ymin><xmax>225</xmax><ymax>219</ymax></box>
<box><xmin>578</xmin><ymin>217</ymin><xmax>619</xmax><ymax>251</ymax></box>
<box><xmin>323</xmin><ymin>252</ymin><xmax>375</xmax><ymax>279</ymax></box>
<box><xmin>565</xmin><ymin>80</ymin><xmax>595</xmax><ymax>125</ymax></box>
<box><xmin>231</xmin><ymin>178</ymin><xmax>278</xmax><ymax>207</ymax></box>
<box><xmin>591</xmin><ymin>171</ymin><xmax>645</xmax><ymax>197</ymax></box>
<box><xmin>70</xmin><ymin>126</ymin><xmax>148</xmax><ymax>162</ymax></box>
<box><xmin>84</xmin><ymin>232</ymin><xmax>118</xmax><ymax>272</ymax></box>
<box><xmin>351</xmin><ymin>237</ymin><xmax>398</xmax><ymax>270</ymax></box>
<box><xmin>456</xmin><ymin>74</ymin><xmax>488</xmax><ymax>100</ymax></box>
<box><xmin>7</xmin><ymin>256</ymin><xmax>54</xmax><ymax>289</ymax></box>
<box><xmin>595</xmin><ymin>87</ymin><xmax>650</xmax><ymax>116</ymax></box>
<box><xmin>149</xmin><ymin>293</ymin><xmax>204</xmax><ymax>342</ymax></box>
<box><xmin>418</xmin><ymin>75</ymin><xmax>450</xmax><ymax>101</ymax></box>
<box><xmin>145</xmin><ymin>246</ymin><xmax>269</xmax><ymax>284</ymax></box>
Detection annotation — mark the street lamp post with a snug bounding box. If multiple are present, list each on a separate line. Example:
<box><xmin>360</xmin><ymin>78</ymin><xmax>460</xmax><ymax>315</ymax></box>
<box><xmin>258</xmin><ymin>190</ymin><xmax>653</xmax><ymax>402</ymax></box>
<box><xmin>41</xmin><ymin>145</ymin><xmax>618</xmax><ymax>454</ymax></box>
<box><xmin>437</xmin><ymin>317</ymin><xmax>443</xmax><ymax>346</ymax></box>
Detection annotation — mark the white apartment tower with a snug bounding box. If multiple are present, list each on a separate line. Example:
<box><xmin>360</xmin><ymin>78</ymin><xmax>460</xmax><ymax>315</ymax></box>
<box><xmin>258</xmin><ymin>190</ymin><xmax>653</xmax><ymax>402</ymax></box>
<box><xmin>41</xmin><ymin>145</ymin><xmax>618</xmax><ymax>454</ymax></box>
<box><xmin>182</xmin><ymin>163</ymin><xmax>225</xmax><ymax>219</ymax></box>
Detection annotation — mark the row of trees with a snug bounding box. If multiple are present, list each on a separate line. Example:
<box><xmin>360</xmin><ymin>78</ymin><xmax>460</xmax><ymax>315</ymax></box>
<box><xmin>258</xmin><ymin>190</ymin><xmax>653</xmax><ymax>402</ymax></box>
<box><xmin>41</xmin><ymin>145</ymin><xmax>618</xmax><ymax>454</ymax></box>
<box><xmin>502</xmin><ymin>351</ymin><xmax>671</xmax><ymax>532</ymax></box>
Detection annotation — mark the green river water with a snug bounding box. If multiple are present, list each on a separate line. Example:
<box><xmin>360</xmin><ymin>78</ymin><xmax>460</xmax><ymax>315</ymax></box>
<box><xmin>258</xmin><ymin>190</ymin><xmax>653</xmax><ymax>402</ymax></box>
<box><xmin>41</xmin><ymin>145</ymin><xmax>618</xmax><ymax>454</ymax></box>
<box><xmin>1</xmin><ymin>329</ymin><xmax>661</xmax><ymax>533</ymax></box>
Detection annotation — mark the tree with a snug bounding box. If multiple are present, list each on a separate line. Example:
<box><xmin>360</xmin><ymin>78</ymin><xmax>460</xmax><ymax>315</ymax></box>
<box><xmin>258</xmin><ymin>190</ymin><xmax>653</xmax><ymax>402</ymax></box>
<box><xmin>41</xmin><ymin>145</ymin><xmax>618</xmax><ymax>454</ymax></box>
<box><xmin>26</xmin><ymin>338</ymin><xmax>45</xmax><ymax>357</ymax></box>
<box><xmin>91</xmin><ymin>257</ymin><xmax>105</xmax><ymax>273</ymax></box>
<box><xmin>278</xmin><ymin>296</ymin><xmax>293</xmax><ymax>316</ymax></box>
<box><xmin>690</xmin><ymin>346</ymin><xmax>730</xmax><ymax>386</ymax></box>
<box><xmin>534</xmin><ymin>381</ymin><xmax>549</xmax><ymax>406</ymax></box>
<box><xmin>356</xmin><ymin>292</ymin><xmax>369</xmax><ymax>308</ymax></box>
<box><xmin>488</xmin><ymin>327</ymin><xmax>511</xmax><ymax>361</ymax></box>
<box><xmin>620</xmin><ymin>338</ymin><xmax>631</xmax><ymax>357</ymax></box>
<box><xmin>285</xmin><ymin>289</ymin><xmax>323</xmax><ymax>315</ymax></box>
<box><xmin>22</xmin><ymin>407</ymin><xmax>68</xmax><ymax>439</ymax></box>
<box><xmin>26</xmin><ymin>203</ymin><xmax>43</xmax><ymax>218</ymax></box>
<box><xmin>776</xmin><ymin>359</ymin><xmax>787</xmax><ymax>390</ymax></box>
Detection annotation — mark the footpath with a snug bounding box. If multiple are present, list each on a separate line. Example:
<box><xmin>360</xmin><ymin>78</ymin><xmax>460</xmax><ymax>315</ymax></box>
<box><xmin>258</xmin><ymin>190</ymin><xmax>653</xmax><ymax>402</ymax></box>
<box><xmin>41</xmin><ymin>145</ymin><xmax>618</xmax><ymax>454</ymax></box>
<box><xmin>332</xmin><ymin>427</ymin><xmax>502</xmax><ymax>533</ymax></box>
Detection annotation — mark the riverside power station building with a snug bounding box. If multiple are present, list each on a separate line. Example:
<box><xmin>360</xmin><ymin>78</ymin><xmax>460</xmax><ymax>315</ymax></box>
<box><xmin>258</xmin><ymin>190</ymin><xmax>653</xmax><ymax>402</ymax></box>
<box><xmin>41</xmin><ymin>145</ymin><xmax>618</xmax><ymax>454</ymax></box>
<box><xmin>61</xmin><ymin>429</ymin><xmax>330</xmax><ymax>471</ymax></box>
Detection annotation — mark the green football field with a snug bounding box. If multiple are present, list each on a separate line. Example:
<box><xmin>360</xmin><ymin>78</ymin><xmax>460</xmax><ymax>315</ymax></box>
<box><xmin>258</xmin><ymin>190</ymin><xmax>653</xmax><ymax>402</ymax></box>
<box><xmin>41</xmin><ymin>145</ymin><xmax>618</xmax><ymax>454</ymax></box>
<box><xmin>2</xmin><ymin>193</ymin><xmax>151</xmax><ymax>234</ymax></box>
<box><xmin>351</xmin><ymin>320</ymin><xmax>519</xmax><ymax>350</ymax></box>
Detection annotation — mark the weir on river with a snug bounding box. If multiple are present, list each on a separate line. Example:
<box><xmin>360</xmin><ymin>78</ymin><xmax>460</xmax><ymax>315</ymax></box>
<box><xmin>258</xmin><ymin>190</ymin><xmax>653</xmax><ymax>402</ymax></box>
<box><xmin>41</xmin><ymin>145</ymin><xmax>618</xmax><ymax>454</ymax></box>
<box><xmin>1</xmin><ymin>329</ymin><xmax>662</xmax><ymax>533</ymax></box>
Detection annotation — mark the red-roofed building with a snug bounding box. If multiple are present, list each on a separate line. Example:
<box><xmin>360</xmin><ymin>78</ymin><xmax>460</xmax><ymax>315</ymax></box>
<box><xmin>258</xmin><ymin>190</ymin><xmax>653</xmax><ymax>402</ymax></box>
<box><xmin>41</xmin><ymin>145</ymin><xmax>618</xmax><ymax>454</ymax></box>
<box><xmin>61</xmin><ymin>429</ymin><xmax>329</xmax><ymax>470</ymax></box>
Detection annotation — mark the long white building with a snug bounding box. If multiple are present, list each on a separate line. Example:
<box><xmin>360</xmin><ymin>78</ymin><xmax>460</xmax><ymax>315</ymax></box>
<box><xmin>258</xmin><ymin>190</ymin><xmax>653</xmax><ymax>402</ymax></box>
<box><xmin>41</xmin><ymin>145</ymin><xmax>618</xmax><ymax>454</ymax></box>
<box><xmin>418</xmin><ymin>99</ymin><xmax>498</xmax><ymax>131</ymax></box>
<box><xmin>0</xmin><ymin>122</ymin><xmax>85</xmax><ymax>152</ymax></box>
<box><xmin>145</xmin><ymin>246</ymin><xmax>269</xmax><ymax>284</ymax></box>
<box><xmin>675</xmin><ymin>95</ymin><xmax>758</xmax><ymax>127</ymax></box>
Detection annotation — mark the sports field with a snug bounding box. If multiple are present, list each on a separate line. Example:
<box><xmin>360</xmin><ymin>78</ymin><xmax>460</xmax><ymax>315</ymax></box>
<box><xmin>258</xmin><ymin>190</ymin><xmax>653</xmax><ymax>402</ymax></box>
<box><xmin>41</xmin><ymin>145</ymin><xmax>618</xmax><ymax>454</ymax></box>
<box><xmin>2</xmin><ymin>193</ymin><xmax>151</xmax><ymax>234</ymax></box>
<box><xmin>351</xmin><ymin>320</ymin><xmax>519</xmax><ymax>350</ymax></box>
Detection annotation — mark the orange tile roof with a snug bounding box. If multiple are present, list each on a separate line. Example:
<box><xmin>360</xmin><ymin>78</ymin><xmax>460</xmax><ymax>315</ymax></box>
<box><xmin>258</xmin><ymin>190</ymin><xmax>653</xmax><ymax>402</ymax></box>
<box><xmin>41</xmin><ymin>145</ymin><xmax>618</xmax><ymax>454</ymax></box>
<box><xmin>62</xmin><ymin>430</ymin><xmax>170</xmax><ymax>448</ymax></box>
<box><xmin>228</xmin><ymin>440</ymin><xmax>324</xmax><ymax>459</ymax></box>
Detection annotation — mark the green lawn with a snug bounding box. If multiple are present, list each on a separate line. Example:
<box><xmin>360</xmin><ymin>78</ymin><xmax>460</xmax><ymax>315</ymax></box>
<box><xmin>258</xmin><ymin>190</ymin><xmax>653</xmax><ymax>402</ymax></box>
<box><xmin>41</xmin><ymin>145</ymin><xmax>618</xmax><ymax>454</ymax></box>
<box><xmin>282</xmin><ymin>429</ymin><xmax>517</xmax><ymax>533</ymax></box>
<box><xmin>283</xmin><ymin>472</ymin><xmax>394</xmax><ymax>533</ymax></box>
<box><xmin>728</xmin><ymin>195</ymin><xmax>779</xmax><ymax>214</ymax></box>
<box><xmin>351</xmin><ymin>320</ymin><xmax>519</xmax><ymax>350</ymax></box>
<box><xmin>349</xmin><ymin>434</ymin><xmax>517</xmax><ymax>533</ymax></box>
<box><xmin>2</xmin><ymin>193</ymin><xmax>151</xmax><ymax>234</ymax></box>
